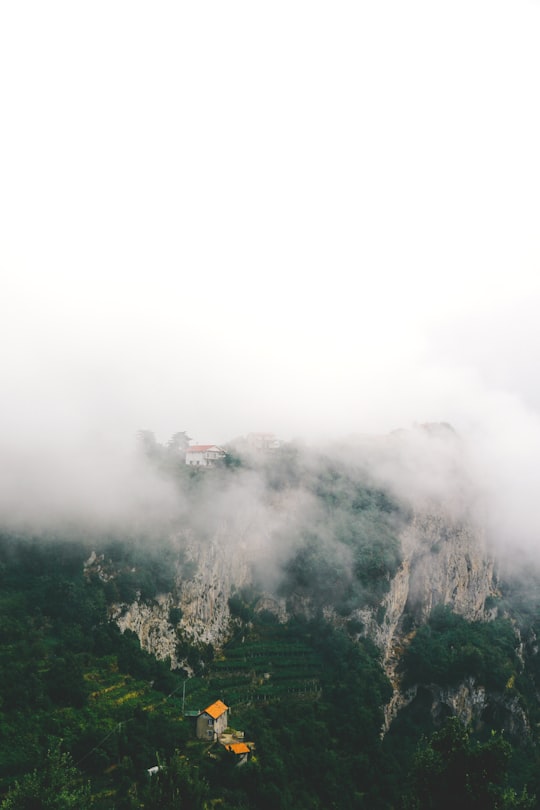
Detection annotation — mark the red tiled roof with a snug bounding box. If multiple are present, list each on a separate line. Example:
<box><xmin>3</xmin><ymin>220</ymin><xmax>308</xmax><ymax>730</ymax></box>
<box><xmin>186</xmin><ymin>445</ymin><xmax>220</xmax><ymax>453</ymax></box>
<box><xmin>201</xmin><ymin>700</ymin><xmax>228</xmax><ymax>719</ymax></box>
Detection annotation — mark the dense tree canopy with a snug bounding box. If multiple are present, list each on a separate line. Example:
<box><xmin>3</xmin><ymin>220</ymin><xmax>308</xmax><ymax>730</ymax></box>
<box><xmin>407</xmin><ymin>718</ymin><xmax>535</xmax><ymax>810</ymax></box>
<box><xmin>1</xmin><ymin>442</ymin><xmax>540</xmax><ymax>808</ymax></box>
<box><xmin>402</xmin><ymin>606</ymin><xmax>518</xmax><ymax>690</ymax></box>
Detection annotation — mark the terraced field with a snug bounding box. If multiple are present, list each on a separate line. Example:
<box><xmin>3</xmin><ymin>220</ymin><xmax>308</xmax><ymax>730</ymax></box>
<box><xmin>182</xmin><ymin>624</ymin><xmax>323</xmax><ymax>714</ymax></box>
<box><xmin>85</xmin><ymin>657</ymin><xmax>185</xmax><ymax>718</ymax></box>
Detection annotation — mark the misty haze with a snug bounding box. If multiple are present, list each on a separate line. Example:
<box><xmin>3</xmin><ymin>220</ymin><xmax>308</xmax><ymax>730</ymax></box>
<box><xmin>2</xmin><ymin>0</ymin><xmax>540</xmax><ymax>808</ymax></box>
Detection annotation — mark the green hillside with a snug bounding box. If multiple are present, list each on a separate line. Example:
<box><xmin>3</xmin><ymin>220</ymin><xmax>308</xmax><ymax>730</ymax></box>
<box><xmin>1</xmin><ymin>440</ymin><xmax>540</xmax><ymax>808</ymax></box>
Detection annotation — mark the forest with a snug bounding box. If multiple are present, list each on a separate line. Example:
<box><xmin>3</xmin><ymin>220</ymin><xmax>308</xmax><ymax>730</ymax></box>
<box><xmin>1</xmin><ymin>437</ymin><xmax>540</xmax><ymax>808</ymax></box>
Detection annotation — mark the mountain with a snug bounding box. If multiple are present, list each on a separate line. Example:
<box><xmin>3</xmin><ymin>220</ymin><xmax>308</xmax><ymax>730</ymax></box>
<box><xmin>1</xmin><ymin>428</ymin><xmax>539</xmax><ymax>808</ymax></box>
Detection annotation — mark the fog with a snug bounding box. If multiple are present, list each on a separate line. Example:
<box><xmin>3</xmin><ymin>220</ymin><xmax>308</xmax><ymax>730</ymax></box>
<box><xmin>1</xmin><ymin>2</ymin><xmax>540</xmax><ymax>561</ymax></box>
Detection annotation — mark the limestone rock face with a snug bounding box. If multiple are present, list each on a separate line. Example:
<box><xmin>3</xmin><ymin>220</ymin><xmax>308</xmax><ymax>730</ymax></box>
<box><xmin>112</xmin><ymin>532</ymin><xmax>252</xmax><ymax>668</ymax></box>
<box><xmin>354</xmin><ymin>511</ymin><xmax>497</xmax><ymax>668</ymax></box>
<box><xmin>176</xmin><ymin>535</ymin><xmax>251</xmax><ymax>646</ymax></box>
<box><xmin>113</xmin><ymin>595</ymin><xmax>178</xmax><ymax>663</ymax></box>
<box><xmin>109</xmin><ymin>507</ymin><xmax>504</xmax><ymax>736</ymax></box>
<box><xmin>431</xmin><ymin>679</ymin><xmax>488</xmax><ymax>726</ymax></box>
<box><xmin>402</xmin><ymin>513</ymin><xmax>495</xmax><ymax>624</ymax></box>
<box><xmin>427</xmin><ymin>680</ymin><xmax>529</xmax><ymax>738</ymax></box>
<box><xmin>373</xmin><ymin>511</ymin><xmax>498</xmax><ymax>731</ymax></box>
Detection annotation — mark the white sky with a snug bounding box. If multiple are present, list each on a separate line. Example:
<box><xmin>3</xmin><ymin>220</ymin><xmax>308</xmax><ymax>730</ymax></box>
<box><xmin>2</xmin><ymin>0</ymin><xmax>540</xmax><ymax>449</ymax></box>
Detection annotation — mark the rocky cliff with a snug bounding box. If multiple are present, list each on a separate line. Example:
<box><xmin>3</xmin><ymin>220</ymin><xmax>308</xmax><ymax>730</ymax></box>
<box><xmin>377</xmin><ymin>512</ymin><xmax>495</xmax><ymax>645</ymax></box>
<box><xmin>371</xmin><ymin>511</ymin><xmax>499</xmax><ymax>730</ymax></box>
<box><xmin>108</xmin><ymin>507</ymin><xmax>502</xmax><ymax>730</ymax></box>
<box><xmin>111</xmin><ymin>531</ymin><xmax>252</xmax><ymax>669</ymax></box>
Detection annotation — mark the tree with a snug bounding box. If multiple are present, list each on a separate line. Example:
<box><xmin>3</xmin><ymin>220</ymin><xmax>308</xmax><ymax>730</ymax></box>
<box><xmin>140</xmin><ymin>752</ymin><xmax>209</xmax><ymax>810</ymax></box>
<box><xmin>408</xmin><ymin>718</ymin><xmax>535</xmax><ymax>810</ymax></box>
<box><xmin>166</xmin><ymin>432</ymin><xmax>191</xmax><ymax>454</ymax></box>
<box><xmin>45</xmin><ymin>652</ymin><xmax>86</xmax><ymax>707</ymax></box>
<box><xmin>1</xmin><ymin>743</ymin><xmax>91</xmax><ymax>809</ymax></box>
<box><xmin>137</xmin><ymin>430</ymin><xmax>164</xmax><ymax>462</ymax></box>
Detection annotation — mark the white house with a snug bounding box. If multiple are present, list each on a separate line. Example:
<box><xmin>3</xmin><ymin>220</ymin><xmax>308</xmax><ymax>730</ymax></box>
<box><xmin>185</xmin><ymin>445</ymin><xmax>226</xmax><ymax>467</ymax></box>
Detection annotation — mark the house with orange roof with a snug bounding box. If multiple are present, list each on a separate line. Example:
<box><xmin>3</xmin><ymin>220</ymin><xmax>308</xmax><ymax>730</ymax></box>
<box><xmin>196</xmin><ymin>699</ymin><xmax>229</xmax><ymax>740</ymax></box>
<box><xmin>185</xmin><ymin>445</ymin><xmax>226</xmax><ymax>467</ymax></box>
<box><xmin>224</xmin><ymin>742</ymin><xmax>250</xmax><ymax>765</ymax></box>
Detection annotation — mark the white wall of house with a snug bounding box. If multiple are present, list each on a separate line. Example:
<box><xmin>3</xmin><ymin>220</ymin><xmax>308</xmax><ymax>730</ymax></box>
<box><xmin>185</xmin><ymin>446</ymin><xmax>225</xmax><ymax>467</ymax></box>
<box><xmin>196</xmin><ymin>709</ymin><xmax>229</xmax><ymax>740</ymax></box>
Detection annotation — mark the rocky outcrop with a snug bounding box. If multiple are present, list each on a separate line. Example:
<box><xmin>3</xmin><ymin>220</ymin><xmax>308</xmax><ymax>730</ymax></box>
<box><xmin>112</xmin><ymin>531</ymin><xmax>253</xmax><ymax>668</ymax></box>
<box><xmin>411</xmin><ymin>679</ymin><xmax>530</xmax><ymax>739</ymax></box>
<box><xmin>400</xmin><ymin>513</ymin><xmax>496</xmax><ymax>625</ymax></box>
<box><xmin>431</xmin><ymin>678</ymin><xmax>488</xmax><ymax>726</ymax></box>
<box><xmin>107</xmin><ymin>506</ymin><xmax>503</xmax><ymax>736</ymax></box>
<box><xmin>113</xmin><ymin>594</ymin><xmax>179</xmax><ymax>664</ymax></box>
<box><xmin>373</xmin><ymin>511</ymin><xmax>498</xmax><ymax>731</ymax></box>
<box><xmin>254</xmin><ymin>595</ymin><xmax>288</xmax><ymax>621</ymax></box>
<box><xmin>176</xmin><ymin>534</ymin><xmax>251</xmax><ymax>646</ymax></box>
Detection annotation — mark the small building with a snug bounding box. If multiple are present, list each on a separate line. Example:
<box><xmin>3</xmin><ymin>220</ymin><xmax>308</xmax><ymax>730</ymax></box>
<box><xmin>224</xmin><ymin>742</ymin><xmax>250</xmax><ymax>765</ymax></box>
<box><xmin>247</xmin><ymin>433</ymin><xmax>280</xmax><ymax>452</ymax></box>
<box><xmin>185</xmin><ymin>445</ymin><xmax>226</xmax><ymax>467</ymax></box>
<box><xmin>196</xmin><ymin>700</ymin><xmax>229</xmax><ymax>740</ymax></box>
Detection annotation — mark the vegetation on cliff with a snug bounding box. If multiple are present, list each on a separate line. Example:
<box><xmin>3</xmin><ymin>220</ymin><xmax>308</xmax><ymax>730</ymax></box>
<box><xmin>1</xmin><ymin>439</ymin><xmax>540</xmax><ymax>807</ymax></box>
